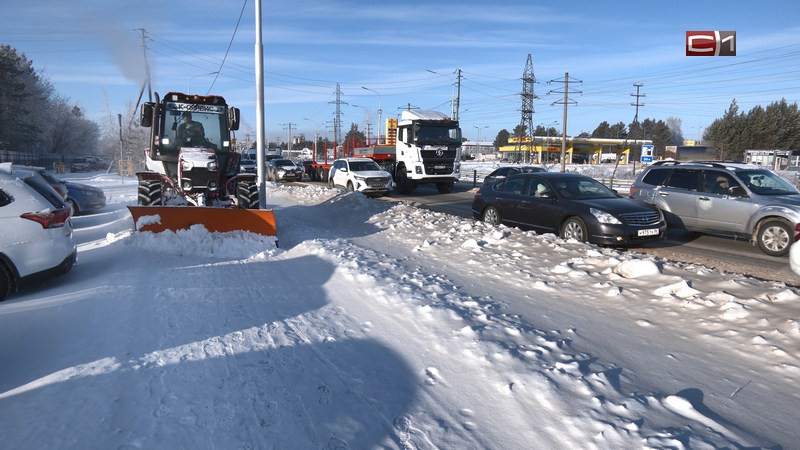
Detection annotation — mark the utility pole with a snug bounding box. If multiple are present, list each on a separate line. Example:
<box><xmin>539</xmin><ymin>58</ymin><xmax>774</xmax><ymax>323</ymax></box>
<box><xmin>454</xmin><ymin>68</ymin><xmax>462</xmax><ymax>122</ymax></box>
<box><xmin>548</xmin><ymin>72</ymin><xmax>582</xmax><ymax>172</ymax></box>
<box><xmin>281</xmin><ymin>123</ymin><xmax>296</xmax><ymax>155</ymax></box>
<box><xmin>630</xmin><ymin>82</ymin><xmax>645</xmax><ymax>175</ymax></box>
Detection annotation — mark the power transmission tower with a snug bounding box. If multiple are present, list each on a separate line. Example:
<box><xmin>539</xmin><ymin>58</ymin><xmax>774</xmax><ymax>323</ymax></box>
<box><xmin>329</xmin><ymin>83</ymin><xmax>347</xmax><ymax>147</ymax></box>
<box><xmin>630</xmin><ymin>82</ymin><xmax>645</xmax><ymax>174</ymax></box>
<box><xmin>548</xmin><ymin>72</ymin><xmax>582</xmax><ymax>172</ymax></box>
<box><xmin>515</xmin><ymin>54</ymin><xmax>538</xmax><ymax>163</ymax></box>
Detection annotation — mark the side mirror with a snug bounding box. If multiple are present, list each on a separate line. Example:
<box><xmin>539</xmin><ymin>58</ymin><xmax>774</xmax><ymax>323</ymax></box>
<box><xmin>140</xmin><ymin>103</ymin><xmax>154</xmax><ymax>127</ymax></box>
<box><xmin>229</xmin><ymin>107</ymin><xmax>240</xmax><ymax>131</ymax></box>
<box><xmin>729</xmin><ymin>186</ymin><xmax>746</xmax><ymax>197</ymax></box>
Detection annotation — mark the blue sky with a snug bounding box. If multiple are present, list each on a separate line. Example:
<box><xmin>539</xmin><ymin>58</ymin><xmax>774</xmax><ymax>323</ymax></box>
<box><xmin>3</xmin><ymin>0</ymin><xmax>800</xmax><ymax>145</ymax></box>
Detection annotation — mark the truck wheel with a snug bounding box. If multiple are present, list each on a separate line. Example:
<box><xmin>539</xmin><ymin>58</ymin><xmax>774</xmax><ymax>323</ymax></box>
<box><xmin>436</xmin><ymin>181</ymin><xmax>454</xmax><ymax>194</ymax></box>
<box><xmin>757</xmin><ymin>219</ymin><xmax>792</xmax><ymax>256</ymax></box>
<box><xmin>237</xmin><ymin>181</ymin><xmax>259</xmax><ymax>209</ymax></box>
<box><xmin>395</xmin><ymin>167</ymin><xmax>415</xmax><ymax>194</ymax></box>
<box><xmin>561</xmin><ymin>217</ymin><xmax>588</xmax><ymax>242</ymax></box>
<box><xmin>137</xmin><ymin>180</ymin><xmax>162</xmax><ymax>206</ymax></box>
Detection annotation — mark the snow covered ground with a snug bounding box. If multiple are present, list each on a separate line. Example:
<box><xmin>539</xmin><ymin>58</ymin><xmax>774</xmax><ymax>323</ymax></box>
<box><xmin>1</xmin><ymin>163</ymin><xmax>799</xmax><ymax>449</ymax></box>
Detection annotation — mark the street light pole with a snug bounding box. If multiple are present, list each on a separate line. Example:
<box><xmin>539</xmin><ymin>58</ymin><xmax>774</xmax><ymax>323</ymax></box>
<box><xmin>361</xmin><ymin>86</ymin><xmax>382</xmax><ymax>143</ymax></box>
<box><xmin>350</xmin><ymin>104</ymin><xmax>372</xmax><ymax>141</ymax></box>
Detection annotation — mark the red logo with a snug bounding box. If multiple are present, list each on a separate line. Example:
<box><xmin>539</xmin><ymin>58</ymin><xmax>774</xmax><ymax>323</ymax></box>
<box><xmin>686</xmin><ymin>31</ymin><xmax>736</xmax><ymax>56</ymax></box>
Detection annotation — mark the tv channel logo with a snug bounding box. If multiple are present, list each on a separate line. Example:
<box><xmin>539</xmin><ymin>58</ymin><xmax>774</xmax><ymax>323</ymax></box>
<box><xmin>686</xmin><ymin>31</ymin><xmax>736</xmax><ymax>56</ymax></box>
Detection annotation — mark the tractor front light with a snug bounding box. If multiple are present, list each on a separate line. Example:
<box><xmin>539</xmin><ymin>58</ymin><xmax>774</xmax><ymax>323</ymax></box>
<box><xmin>181</xmin><ymin>160</ymin><xmax>193</xmax><ymax>171</ymax></box>
<box><xmin>207</xmin><ymin>161</ymin><xmax>218</xmax><ymax>171</ymax></box>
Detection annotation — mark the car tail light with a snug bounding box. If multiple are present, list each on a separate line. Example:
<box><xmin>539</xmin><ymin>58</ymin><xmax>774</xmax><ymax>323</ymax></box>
<box><xmin>20</xmin><ymin>207</ymin><xmax>71</xmax><ymax>229</ymax></box>
<box><xmin>795</xmin><ymin>224</ymin><xmax>800</xmax><ymax>242</ymax></box>
<box><xmin>629</xmin><ymin>185</ymin><xmax>638</xmax><ymax>196</ymax></box>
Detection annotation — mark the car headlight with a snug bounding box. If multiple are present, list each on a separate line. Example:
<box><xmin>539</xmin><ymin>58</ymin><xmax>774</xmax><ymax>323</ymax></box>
<box><xmin>354</xmin><ymin>175</ymin><xmax>366</xmax><ymax>181</ymax></box>
<box><xmin>207</xmin><ymin>161</ymin><xmax>218</xmax><ymax>171</ymax></box>
<box><xmin>590</xmin><ymin>207</ymin><xmax>621</xmax><ymax>224</ymax></box>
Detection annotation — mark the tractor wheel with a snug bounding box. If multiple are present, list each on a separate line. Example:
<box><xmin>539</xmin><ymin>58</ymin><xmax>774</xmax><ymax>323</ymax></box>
<box><xmin>137</xmin><ymin>179</ymin><xmax>162</xmax><ymax>206</ymax></box>
<box><xmin>237</xmin><ymin>181</ymin><xmax>259</xmax><ymax>209</ymax></box>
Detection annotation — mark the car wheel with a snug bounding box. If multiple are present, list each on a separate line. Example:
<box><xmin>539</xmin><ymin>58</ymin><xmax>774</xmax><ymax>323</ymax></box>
<box><xmin>482</xmin><ymin>206</ymin><xmax>501</xmax><ymax>225</ymax></box>
<box><xmin>67</xmin><ymin>198</ymin><xmax>79</xmax><ymax>216</ymax></box>
<box><xmin>561</xmin><ymin>217</ymin><xmax>588</xmax><ymax>242</ymax></box>
<box><xmin>346</xmin><ymin>181</ymin><xmax>354</xmax><ymax>192</ymax></box>
<box><xmin>757</xmin><ymin>220</ymin><xmax>792</xmax><ymax>257</ymax></box>
<box><xmin>0</xmin><ymin>262</ymin><xmax>12</xmax><ymax>302</ymax></box>
<box><xmin>328</xmin><ymin>177</ymin><xmax>335</xmax><ymax>189</ymax></box>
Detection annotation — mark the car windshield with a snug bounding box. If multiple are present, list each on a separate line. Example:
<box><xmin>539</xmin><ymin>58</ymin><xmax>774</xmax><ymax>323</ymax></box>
<box><xmin>273</xmin><ymin>159</ymin><xmax>294</xmax><ymax>166</ymax></box>
<box><xmin>349</xmin><ymin>161</ymin><xmax>381</xmax><ymax>172</ymax></box>
<box><xmin>553</xmin><ymin>177</ymin><xmax>617</xmax><ymax>200</ymax></box>
<box><xmin>736</xmin><ymin>169</ymin><xmax>799</xmax><ymax>195</ymax></box>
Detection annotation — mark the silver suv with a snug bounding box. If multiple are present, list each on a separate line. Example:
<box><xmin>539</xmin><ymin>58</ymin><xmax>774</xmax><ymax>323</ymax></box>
<box><xmin>630</xmin><ymin>160</ymin><xmax>800</xmax><ymax>256</ymax></box>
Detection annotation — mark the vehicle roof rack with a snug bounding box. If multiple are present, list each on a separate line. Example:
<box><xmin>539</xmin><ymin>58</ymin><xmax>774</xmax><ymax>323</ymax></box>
<box><xmin>651</xmin><ymin>160</ymin><xmax>743</xmax><ymax>169</ymax></box>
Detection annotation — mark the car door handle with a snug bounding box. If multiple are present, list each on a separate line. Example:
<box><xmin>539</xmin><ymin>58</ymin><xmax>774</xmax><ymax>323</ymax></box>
<box><xmin>699</xmin><ymin>196</ymin><xmax>711</xmax><ymax>201</ymax></box>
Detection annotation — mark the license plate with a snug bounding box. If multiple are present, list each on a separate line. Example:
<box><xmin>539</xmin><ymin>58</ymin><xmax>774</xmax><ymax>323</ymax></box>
<box><xmin>638</xmin><ymin>228</ymin><xmax>659</xmax><ymax>236</ymax></box>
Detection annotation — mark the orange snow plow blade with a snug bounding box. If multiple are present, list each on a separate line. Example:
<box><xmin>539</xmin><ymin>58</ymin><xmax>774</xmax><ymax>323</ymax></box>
<box><xmin>127</xmin><ymin>206</ymin><xmax>277</xmax><ymax>236</ymax></box>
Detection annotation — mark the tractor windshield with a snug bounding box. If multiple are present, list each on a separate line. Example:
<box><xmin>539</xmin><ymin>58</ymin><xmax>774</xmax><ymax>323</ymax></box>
<box><xmin>162</xmin><ymin>102</ymin><xmax>228</xmax><ymax>154</ymax></box>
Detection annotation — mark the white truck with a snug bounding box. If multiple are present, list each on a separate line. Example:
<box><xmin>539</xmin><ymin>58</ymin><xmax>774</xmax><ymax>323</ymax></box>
<box><xmin>351</xmin><ymin>109</ymin><xmax>462</xmax><ymax>194</ymax></box>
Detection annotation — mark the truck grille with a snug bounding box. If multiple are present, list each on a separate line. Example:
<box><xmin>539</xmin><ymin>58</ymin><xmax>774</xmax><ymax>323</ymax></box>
<box><xmin>619</xmin><ymin>210</ymin><xmax>661</xmax><ymax>226</ymax></box>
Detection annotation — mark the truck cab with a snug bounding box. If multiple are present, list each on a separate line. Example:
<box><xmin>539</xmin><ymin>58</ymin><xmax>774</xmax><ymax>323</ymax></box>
<box><xmin>393</xmin><ymin>110</ymin><xmax>461</xmax><ymax>194</ymax></box>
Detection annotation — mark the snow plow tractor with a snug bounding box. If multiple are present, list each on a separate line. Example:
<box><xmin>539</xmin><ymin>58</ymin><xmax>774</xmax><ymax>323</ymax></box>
<box><xmin>128</xmin><ymin>91</ymin><xmax>276</xmax><ymax>237</ymax></box>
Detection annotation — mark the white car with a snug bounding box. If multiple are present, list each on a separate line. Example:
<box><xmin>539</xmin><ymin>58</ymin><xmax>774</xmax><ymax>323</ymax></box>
<box><xmin>0</xmin><ymin>163</ymin><xmax>77</xmax><ymax>301</ymax></box>
<box><xmin>329</xmin><ymin>157</ymin><xmax>393</xmax><ymax>197</ymax></box>
<box><xmin>267</xmin><ymin>158</ymin><xmax>301</xmax><ymax>182</ymax></box>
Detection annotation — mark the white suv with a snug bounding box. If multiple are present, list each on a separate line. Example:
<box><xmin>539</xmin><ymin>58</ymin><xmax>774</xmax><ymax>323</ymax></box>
<box><xmin>329</xmin><ymin>157</ymin><xmax>393</xmax><ymax>197</ymax></box>
<box><xmin>0</xmin><ymin>163</ymin><xmax>77</xmax><ymax>301</ymax></box>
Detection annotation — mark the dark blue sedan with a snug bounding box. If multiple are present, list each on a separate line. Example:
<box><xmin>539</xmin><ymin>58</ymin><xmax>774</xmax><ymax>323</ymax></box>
<box><xmin>472</xmin><ymin>172</ymin><xmax>666</xmax><ymax>246</ymax></box>
<box><xmin>65</xmin><ymin>181</ymin><xmax>106</xmax><ymax>216</ymax></box>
